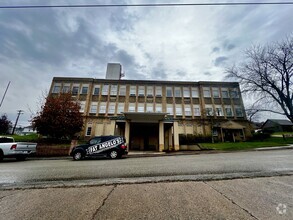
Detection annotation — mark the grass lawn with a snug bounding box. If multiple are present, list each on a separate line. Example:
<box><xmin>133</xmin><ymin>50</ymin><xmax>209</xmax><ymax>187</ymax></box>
<box><xmin>5</xmin><ymin>134</ymin><xmax>39</xmax><ymax>142</ymax></box>
<box><xmin>200</xmin><ymin>137</ymin><xmax>293</xmax><ymax>151</ymax></box>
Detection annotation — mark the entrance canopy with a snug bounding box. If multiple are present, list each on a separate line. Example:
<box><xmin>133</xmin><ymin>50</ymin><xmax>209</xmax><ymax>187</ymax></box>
<box><xmin>214</xmin><ymin>121</ymin><xmax>245</xmax><ymax>130</ymax></box>
<box><xmin>123</xmin><ymin>112</ymin><xmax>168</xmax><ymax>123</ymax></box>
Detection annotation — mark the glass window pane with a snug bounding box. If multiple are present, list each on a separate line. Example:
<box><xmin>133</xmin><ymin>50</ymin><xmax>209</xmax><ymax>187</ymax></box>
<box><xmin>203</xmin><ymin>87</ymin><xmax>211</xmax><ymax>97</ymax></box>
<box><xmin>99</xmin><ymin>102</ymin><xmax>107</xmax><ymax>113</ymax></box>
<box><xmin>156</xmin><ymin>86</ymin><xmax>162</xmax><ymax>96</ymax></box>
<box><xmin>183</xmin><ymin>88</ymin><xmax>190</xmax><ymax>97</ymax></box>
<box><xmin>191</xmin><ymin>88</ymin><xmax>199</xmax><ymax>97</ymax></box>
<box><xmin>147</xmin><ymin>86</ymin><xmax>153</xmax><ymax>96</ymax></box>
<box><xmin>110</xmin><ymin>85</ymin><xmax>118</xmax><ymax>96</ymax></box>
<box><xmin>130</xmin><ymin>86</ymin><xmax>136</xmax><ymax>96</ymax></box>
<box><xmin>166</xmin><ymin>87</ymin><xmax>172</xmax><ymax>97</ymax></box>
<box><xmin>175</xmin><ymin>87</ymin><xmax>181</xmax><ymax>97</ymax></box>
<box><xmin>93</xmin><ymin>86</ymin><xmax>100</xmax><ymax>95</ymax></box>
<box><xmin>102</xmin><ymin>84</ymin><xmax>109</xmax><ymax>95</ymax></box>
<box><xmin>212</xmin><ymin>88</ymin><xmax>220</xmax><ymax>98</ymax></box>
<box><xmin>119</xmin><ymin>85</ymin><xmax>126</xmax><ymax>96</ymax></box>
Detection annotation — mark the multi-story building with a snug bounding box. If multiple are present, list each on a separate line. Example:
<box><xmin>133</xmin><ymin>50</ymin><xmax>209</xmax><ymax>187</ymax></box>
<box><xmin>49</xmin><ymin>64</ymin><xmax>251</xmax><ymax>151</ymax></box>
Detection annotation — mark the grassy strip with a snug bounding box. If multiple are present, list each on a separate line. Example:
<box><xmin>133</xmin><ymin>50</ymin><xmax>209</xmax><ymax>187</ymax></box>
<box><xmin>5</xmin><ymin>134</ymin><xmax>39</xmax><ymax>142</ymax></box>
<box><xmin>200</xmin><ymin>137</ymin><xmax>293</xmax><ymax>151</ymax></box>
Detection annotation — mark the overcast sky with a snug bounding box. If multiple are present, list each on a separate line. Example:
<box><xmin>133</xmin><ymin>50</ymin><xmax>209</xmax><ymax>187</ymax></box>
<box><xmin>0</xmin><ymin>0</ymin><xmax>292</xmax><ymax>126</ymax></box>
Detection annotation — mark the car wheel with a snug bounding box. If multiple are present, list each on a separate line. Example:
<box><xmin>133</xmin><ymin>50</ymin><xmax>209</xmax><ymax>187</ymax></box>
<box><xmin>109</xmin><ymin>150</ymin><xmax>119</xmax><ymax>159</ymax></box>
<box><xmin>73</xmin><ymin>151</ymin><xmax>83</xmax><ymax>161</ymax></box>
<box><xmin>16</xmin><ymin>156</ymin><xmax>26</xmax><ymax>161</ymax></box>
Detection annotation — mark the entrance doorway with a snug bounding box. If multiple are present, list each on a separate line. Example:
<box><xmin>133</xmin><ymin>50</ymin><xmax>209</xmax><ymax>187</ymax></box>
<box><xmin>130</xmin><ymin>123</ymin><xmax>159</xmax><ymax>151</ymax></box>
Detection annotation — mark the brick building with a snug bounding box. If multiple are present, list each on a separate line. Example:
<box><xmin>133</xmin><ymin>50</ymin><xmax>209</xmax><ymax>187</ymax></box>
<box><xmin>49</xmin><ymin>64</ymin><xmax>251</xmax><ymax>151</ymax></box>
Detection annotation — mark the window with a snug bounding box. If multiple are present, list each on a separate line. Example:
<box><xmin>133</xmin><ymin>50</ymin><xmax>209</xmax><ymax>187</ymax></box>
<box><xmin>183</xmin><ymin>87</ymin><xmax>190</xmax><ymax>97</ymax></box>
<box><xmin>128</xmin><ymin>103</ymin><xmax>135</xmax><ymax>112</ymax></box>
<box><xmin>146</xmin><ymin>103</ymin><xmax>153</xmax><ymax>112</ymax></box>
<box><xmin>203</xmin><ymin>87</ymin><xmax>211</xmax><ymax>97</ymax></box>
<box><xmin>155</xmin><ymin>86</ymin><xmax>162</xmax><ymax>96</ymax></box>
<box><xmin>130</xmin><ymin>86</ymin><xmax>136</xmax><ymax>96</ymax></box>
<box><xmin>62</xmin><ymin>84</ymin><xmax>70</xmax><ymax>93</ymax></box>
<box><xmin>138</xmin><ymin>103</ymin><xmax>144</xmax><ymax>112</ymax></box>
<box><xmin>212</xmin><ymin>88</ymin><xmax>220</xmax><ymax>98</ymax></box>
<box><xmin>167</xmin><ymin>104</ymin><xmax>173</xmax><ymax>115</ymax></box>
<box><xmin>147</xmin><ymin>86</ymin><xmax>153</xmax><ymax>96</ymax></box>
<box><xmin>108</xmin><ymin>102</ymin><xmax>116</xmax><ymax>114</ymax></box>
<box><xmin>89</xmin><ymin>137</ymin><xmax>101</xmax><ymax>145</ymax></box>
<box><xmin>52</xmin><ymin>85</ymin><xmax>61</xmax><ymax>93</ymax></box>
<box><xmin>110</xmin><ymin>85</ymin><xmax>118</xmax><ymax>96</ymax></box>
<box><xmin>72</xmin><ymin>86</ymin><xmax>79</xmax><ymax>95</ymax></box>
<box><xmin>166</xmin><ymin>87</ymin><xmax>172</xmax><ymax>97</ymax></box>
<box><xmin>138</xmin><ymin>86</ymin><xmax>145</xmax><ymax>96</ymax></box>
<box><xmin>225</xmin><ymin>107</ymin><xmax>233</xmax><ymax>117</ymax></box>
<box><xmin>119</xmin><ymin>85</ymin><xmax>126</xmax><ymax>96</ymax></box>
<box><xmin>175</xmin><ymin>104</ymin><xmax>182</xmax><ymax>115</ymax></box>
<box><xmin>81</xmin><ymin>86</ymin><xmax>88</xmax><ymax>94</ymax></box>
<box><xmin>155</xmin><ymin>104</ymin><xmax>162</xmax><ymax>113</ymax></box>
<box><xmin>193</xmin><ymin>105</ymin><xmax>201</xmax><ymax>116</ymax></box>
<box><xmin>215</xmin><ymin>105</ymin><xmax>223</xmax><ymax>116</ymax></box>
<box><xmin>221</xmin><ymin>88</ymin><xmax>229</xmax><ymax>98</ymax></box>
<box><xmin>86</xmin><ymin>127</ymin><xmax>92</xmax><ymax>136</ymax></box>
<box><xmin>205</xmin><ymin>105</ymin><xmax>213</xmax><ymax>116</ymax></box>
<box><xmin>235</xmin><ymin>106</ymin><xmax>244</xmax><ymax>117</ymax></box>
<box><xmin>184</xmin><ymin>106</ymin><xmax>192</xmax><ymax>116</ymax></box>
<box><xmin>99</xmin><ymin>102</ymin><xmax>107</xmax><ymax>113</ymax></box>
<box><xmin>93</xmin><ymin>85</ymin><xmax>100</xmax><ymax>95</ymax></box>
<box><xmin>117</xmin><ymin>103</ymin><xmax>125</xmax><ymax>114</ymax></box>
<box><xmin>102</xmin><ymin>84</ymin><xmax>109</xmax><ymax>95</ymax></box>
<box><xmin>191</xmin><ymin>87</ymin><xmax>199</xmax><ymax>98</ymax></box>
<box><xmin>79</xmin><ymin>101</ymin><xmax>86</xmax><ymax>113</ymax></box>
<box><xmin>230</xmin><ymin>88</ymin><xmax>239</xmax><ymax>98</ymax></box>
<box><xmin>174</xmin><ymin>87</ymin><xmax>181</xmax><ymax>97</ymax></box>
<box><xmin>90</xmin><ymin>102</ymin><xmax>98</xmax><ymax>114</ymax></box>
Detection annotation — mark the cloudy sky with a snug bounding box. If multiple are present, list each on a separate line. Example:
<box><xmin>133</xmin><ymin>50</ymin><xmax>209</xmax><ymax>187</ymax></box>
<box><xmin>0</xmin><ymin>0</ymin><xmax>292</xmax><ymax>126</ymax></box>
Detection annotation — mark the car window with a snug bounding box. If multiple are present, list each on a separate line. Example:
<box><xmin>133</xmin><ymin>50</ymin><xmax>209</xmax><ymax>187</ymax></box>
<box><xmin>0</xmin><ymin>138</ymin><xmax>13</xmax><ymax>143</ymax></box>
<box><xmin>89</xmin><ymin>138</ymin><xmax>102</xmax><ymax>145</ymax></box>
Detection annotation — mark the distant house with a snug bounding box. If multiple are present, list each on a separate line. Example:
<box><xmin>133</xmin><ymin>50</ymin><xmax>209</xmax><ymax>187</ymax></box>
<box><xmin>262</xmin><ymin>119</ymin><xmax>293</xmax><ymax>133</ymax></box>
<box><xmin>22</xmin><ymin>126</ymin><xmax>37</xmax><ymax>135</ymax></box>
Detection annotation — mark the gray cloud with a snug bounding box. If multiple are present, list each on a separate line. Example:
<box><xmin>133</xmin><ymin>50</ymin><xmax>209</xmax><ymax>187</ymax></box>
<box><xmin>214</xmin><ymin>56</ymin><xmax>228</xmax><ymax>67</ymax></box>
<box><xmin>204</xmin><ymin>71</ymin><xmax>212</xmax><ymax>76</ymax></box>
<box><xmin>212</xmin><ymin>47</ymin><xmax>220</xmax><ymax>53</ymax></box>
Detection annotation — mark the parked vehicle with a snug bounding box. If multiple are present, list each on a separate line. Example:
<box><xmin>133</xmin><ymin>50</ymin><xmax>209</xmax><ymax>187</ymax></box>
<box><xmin>70</xmin><ymin>136</ymin><xmax>128</xmax><ymax>160</ymax></box>
<box><xmin>0</xmin><ymin>136</ymin><xmax>37</xmax><ymax>161</ymax></box>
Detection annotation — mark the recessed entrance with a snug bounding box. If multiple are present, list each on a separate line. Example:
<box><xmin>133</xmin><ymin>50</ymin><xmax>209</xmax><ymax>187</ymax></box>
<box><xmin>130</xmin><ymin>123</ymin><xmax>159</xmax><ymax>151</ymax></box>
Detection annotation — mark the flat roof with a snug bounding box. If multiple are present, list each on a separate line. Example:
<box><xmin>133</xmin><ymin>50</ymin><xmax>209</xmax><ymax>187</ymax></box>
<box><xmin>52</xmin><ymin>77</ymin><xmax>239</xmax><ymax>86</ymax></box>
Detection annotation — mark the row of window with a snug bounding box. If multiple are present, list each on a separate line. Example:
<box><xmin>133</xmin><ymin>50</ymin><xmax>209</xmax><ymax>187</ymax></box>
<box><xmin>52</xmin><ymin>84</ymin><xmax>240</xmax><ymax>99</ymax></box>
<box><xmin>82</xmin><ymin>102</ymin><xmax>244</xmax><ymax>117</ymax></box>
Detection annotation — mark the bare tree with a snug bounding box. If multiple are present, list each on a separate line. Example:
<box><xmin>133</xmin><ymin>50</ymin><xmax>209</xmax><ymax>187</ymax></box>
<box><xmin>226</xmin><ymin>36</ymin><xmax>293</xmax><ymax>122</ymax></box>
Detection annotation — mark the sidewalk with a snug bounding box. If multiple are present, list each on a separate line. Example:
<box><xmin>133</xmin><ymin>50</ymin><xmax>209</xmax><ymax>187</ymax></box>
<box><xmin>1</xmin><ymin>176</ymin><xmax>292</xmax><ymax>220</ymax></box>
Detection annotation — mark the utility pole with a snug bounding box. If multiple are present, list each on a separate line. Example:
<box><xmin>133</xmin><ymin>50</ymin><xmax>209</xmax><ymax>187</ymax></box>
<box><xmin>12</xmin><ymin>110</ymin><xmax>24</xmax><ymax>135</ymax></box>
<box><xmin>0</xmin><ymin>81</ymin><xmax>11</xmax><ymax>108</ymax></box>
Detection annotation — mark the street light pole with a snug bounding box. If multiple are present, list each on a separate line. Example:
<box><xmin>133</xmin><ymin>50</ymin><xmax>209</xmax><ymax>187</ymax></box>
<box><xmin>12</xmin><ymin>110</ymin><xmax>24</xmax><ymax>135</ymax></box>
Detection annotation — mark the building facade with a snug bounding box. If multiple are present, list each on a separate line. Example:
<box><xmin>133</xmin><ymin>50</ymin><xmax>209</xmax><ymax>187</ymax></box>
<box><xmin>49</xmin><ymin>76</ymin><xmax>251</xmax><ymax>151</ymax></box>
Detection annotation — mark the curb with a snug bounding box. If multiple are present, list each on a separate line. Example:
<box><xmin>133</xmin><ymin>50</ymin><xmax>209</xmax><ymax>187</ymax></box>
<box><xmin>26</xmin><ymin>146</ymin><xmax>293</xmax><ymax>160</ymax></box>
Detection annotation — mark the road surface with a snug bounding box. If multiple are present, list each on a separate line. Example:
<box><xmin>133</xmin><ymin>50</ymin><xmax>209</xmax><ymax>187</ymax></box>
<box><xmin>1</xmin><ymin>149</ymin><xmax>293</xmax><ymax>188</ymax></box>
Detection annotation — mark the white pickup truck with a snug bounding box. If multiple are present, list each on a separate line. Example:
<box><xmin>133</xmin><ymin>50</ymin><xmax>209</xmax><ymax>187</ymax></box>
<box><xmin>0</xmin><ymin>136</ymin><xmax>37</xmax><ymax>161</ymax></box>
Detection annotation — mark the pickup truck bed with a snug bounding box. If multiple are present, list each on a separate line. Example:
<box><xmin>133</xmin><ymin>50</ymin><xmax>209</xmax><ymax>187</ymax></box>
<box><xmin>0</xmin><ymin>137</ymin><xmax>37</xmax><ymax>161</ymax></box>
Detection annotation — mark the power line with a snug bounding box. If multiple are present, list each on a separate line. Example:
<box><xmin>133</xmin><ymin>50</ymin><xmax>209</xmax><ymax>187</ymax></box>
<box><xmin>1</xmin><ymin>2</ymin><xmax>293</xmax><ymax>9</ymax></box>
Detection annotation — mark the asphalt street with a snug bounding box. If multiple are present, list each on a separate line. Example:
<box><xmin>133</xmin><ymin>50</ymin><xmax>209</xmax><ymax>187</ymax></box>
<box><xmin>0</xmin><ymin>149</ymin><xmax>293</xmax><ymax>188</ymax></box>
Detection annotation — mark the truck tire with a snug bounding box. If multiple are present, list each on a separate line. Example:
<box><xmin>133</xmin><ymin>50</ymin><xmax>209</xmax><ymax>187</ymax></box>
<box><xmin>0</xmin><ymin>150</ymin><xmax>3</xmax><ymax>161</ymax></box>
<box><xmin>16</xmin><ymin>156</ymin><xmax>26</xmax><ymax>161</ymax></box>
<box><xmin>73</xmin><ymin>151</ymin><xmax>83</xmax><ymax>161</ymax></box>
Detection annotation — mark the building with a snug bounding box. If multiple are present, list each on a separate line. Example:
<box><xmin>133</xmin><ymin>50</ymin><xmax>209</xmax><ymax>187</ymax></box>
<box><xmin>262</xmin><ymin>119</ymin><xmax>293</xmax><ymax>133</ymax></box>
<box><xmin>49</xmin><ymin>65</ymin><xmax>251</xmax><ymax>151</ymax></box>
